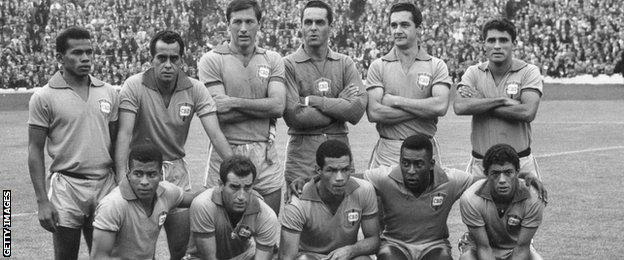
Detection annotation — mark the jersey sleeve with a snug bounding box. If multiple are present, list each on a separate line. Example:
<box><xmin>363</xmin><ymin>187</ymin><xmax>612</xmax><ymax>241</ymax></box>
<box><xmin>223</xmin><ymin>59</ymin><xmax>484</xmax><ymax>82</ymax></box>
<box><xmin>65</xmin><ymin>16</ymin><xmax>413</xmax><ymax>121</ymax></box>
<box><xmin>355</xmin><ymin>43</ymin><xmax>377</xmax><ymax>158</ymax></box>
<box><xmin>189</xmin><ymin>191</ymin><xmax>217</xmax><ymax>234</ymax></box>
<box><xmin>119</xmin><ymin>77</ymin><xmax>141</xmax><ymax>114</ymax></box>
<box><xmin>457</xmin><ymin>65</ymin><xmax>477</xmax><ymax>89</ymax></box>
<box><xmin>107</xmin><ymin>85</ymin><xmax>120</xmax><ymax>122</ymax></box>
<box><xmin>254</xmin><ymin>202</ymin><xmax>280</xmax><ymax>248</ymax></box>
<box><xmin>27</xmin><ymin>90</ymin><xmax>50</xmax><ymax>128</ymax></box>
<box><xmin>358</xmin><ymin>180</ymin><xmax>378</xmax><ymax>217</ymax></box>
<box><xmin>365</xmin><ymin>58</ymin><xmax>384</xmax><ymax>90</ymax></box>
<box><xmin>93</xmin><ymin>194</ymin><xmax>124</xmax><ymax>232</ymax></box>
<box><xmin>521</xmin><ymin>189</ymin><xmax>545</xmax><ymax>228</ymax></box>
<box><xmin>268</xmin><ymin>51</ymin><xmax>285</xmax><ymax>83</ymax></box>
<box><xmin>193</xmin><ymin>82</ymin><xmax>217</xmax><ymax>117</ymax></box>
<box><xmin>447</xmin><ymin>168</ymin><xmax>474</xmax><ymax>201</ymax></box>
<box><xmin>521</xmin><ymin>64</ymin><xmax>543</xmax><ymax>96</ymax></box>
<box><xmin>280</xmin><ymin>198</ymin><xmax>306</xmax><ymax>233</ymax></box>
<box><xmin>197</xmin><ymin>52</ymin><xmax>222</xmax><ymax>86</ymax></box>
<box><xmin>460</xmin><ymin>184</ymin><xmax>485</xmax><ymax>227</ymax></box>
<box><xmin>431</xmin><ymin>58</ymin><xmax>452</xmax><ymax>88</ymax></box>
<box><xmin>160</xmin><ymin>181</ymin><xmax>184</xmax><ymax>210</ymax></box>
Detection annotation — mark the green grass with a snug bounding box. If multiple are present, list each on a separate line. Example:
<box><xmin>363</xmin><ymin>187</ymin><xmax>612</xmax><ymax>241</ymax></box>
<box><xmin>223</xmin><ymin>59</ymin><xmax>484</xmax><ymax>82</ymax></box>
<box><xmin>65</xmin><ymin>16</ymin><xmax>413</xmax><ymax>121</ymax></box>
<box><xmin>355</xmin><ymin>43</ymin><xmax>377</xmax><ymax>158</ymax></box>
<box><xmin>2</xmin><ymin>100</ymin><xmax>624</xmax><ymax>259</ymax></box>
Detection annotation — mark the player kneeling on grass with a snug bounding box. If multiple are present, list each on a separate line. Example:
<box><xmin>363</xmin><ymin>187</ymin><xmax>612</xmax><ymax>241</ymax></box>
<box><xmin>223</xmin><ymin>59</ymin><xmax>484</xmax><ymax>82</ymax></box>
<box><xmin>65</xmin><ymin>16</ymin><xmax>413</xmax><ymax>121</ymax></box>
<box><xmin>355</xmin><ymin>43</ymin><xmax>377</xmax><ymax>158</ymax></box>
<box><xmin>279</xmin><ymin>140</ymin><xmax>380</xmax><ymax>260</ymax></box>
<box><xmin>459</xmin><ymin>143</ymin><xmax>546</xmax><ymax>260</ymax></box>
<box><xmin>90</xmin><ymin>144</ymin><xmax>198</xmax><ymax>260</ymax></box>
<box><xmin>188</xmin><ymin>155</ymin><xmax>280</xmax><ymax>260</ymax></box>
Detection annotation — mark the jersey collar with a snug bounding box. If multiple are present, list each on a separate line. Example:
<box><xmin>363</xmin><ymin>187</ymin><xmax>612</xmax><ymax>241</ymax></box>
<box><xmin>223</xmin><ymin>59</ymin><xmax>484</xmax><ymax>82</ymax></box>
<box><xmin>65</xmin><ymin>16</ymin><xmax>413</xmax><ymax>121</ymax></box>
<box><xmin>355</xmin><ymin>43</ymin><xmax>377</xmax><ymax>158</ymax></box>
<box><xmin>211</xmin><ymin>186</ymin><xmax>261</xmax><ymax>215</ymax></box>
<box><xmin>300</xmin><ymin>177</ymin><xmax>359</xmax><ymax>202</ymax></box>
<box><xmin>142</xmin><ymin>67</ymin><xmax>193</xmax><ymax>92</ymax></box>
<box><xmin>212</xmin><ymin>43</ymin><xmax>267</xmax><ymax>55</ymax></box>
<box><xmin>119</xmin><ymin>175</ymin><xmax>165</xmax><ymax>201</ymax></box>
<box><xmin>291</xmin><ymin>45</ymin><xmax>341</xmax><ymax>63</ymax></box>
<box><xmin>477</xmin><ymin>58</ymin><xmax>527</xmax><ymax>72</ymax></box>
<box><xmin>48</xmin><ymin>71</ymin><xmax>105</xmax><ymax>89</ymax></box>
<box><xmin>389</xmin><ymin>165</ymin><xmax>449</xmax><ymax>189</ymax></box>
<box><xmin>381</xmin><ymin>46</ymin><xmax>431</xmax><ymax>62</ymax></box>
<box><xmin>476</xmin><ymin>179</ymin><xmax>530</xmax><ymax>203</ymax></box>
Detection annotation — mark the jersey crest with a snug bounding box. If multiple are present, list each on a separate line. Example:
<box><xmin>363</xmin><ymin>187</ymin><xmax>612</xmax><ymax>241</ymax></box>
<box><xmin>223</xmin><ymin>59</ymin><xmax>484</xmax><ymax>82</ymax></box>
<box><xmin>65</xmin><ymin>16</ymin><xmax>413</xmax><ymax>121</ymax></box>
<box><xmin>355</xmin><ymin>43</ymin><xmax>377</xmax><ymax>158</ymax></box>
<box><xmin>98</xmin><ymin>99</ymin><xmax>112</xmax><ymax>114</ymax></box>
<box><xmin>231</xmin><ymin>224</ymin><xmax>252</xmax><ymax>241</ymax></box>
<box><xmin>257</xmin><ymin>65</ymin><xmax>270</xmax><ymax>79</ymax></box>
<box><xmin>417</xmin><ymin>73</ymin><xmax>432</xmax><ymax>89</ymax></box>
<box><xmin>505</xmin><ymin>81</ymin><xmax>520</xmax><ymax>96</ymax></box>
<box><xmin>507</xmin><ymin>214</ymin><xmax>521</xmax><ymax>227</ymax></box>
<box><xmin>430</xmin><ymin>192</ymin><xmax>447</xmax><ymax>210</ymax></box>
<box><xmin>314</xmin><ymin>77</ymin><xmax>332</xmax><ymax>95</ymax></box>
<box><xmin>346</xmin><ymin>209</ymin><xmax>361</xmax><ymax>226</ymax></box>
<box><xmin>178</xmin><ymin>103</ymin><xmax>193</xmax><ymax>121</ymax></box>
<box><xmin>158</xmin><ymin>212</ymin><xmax>167</xmax><ymax>226</ymax></box>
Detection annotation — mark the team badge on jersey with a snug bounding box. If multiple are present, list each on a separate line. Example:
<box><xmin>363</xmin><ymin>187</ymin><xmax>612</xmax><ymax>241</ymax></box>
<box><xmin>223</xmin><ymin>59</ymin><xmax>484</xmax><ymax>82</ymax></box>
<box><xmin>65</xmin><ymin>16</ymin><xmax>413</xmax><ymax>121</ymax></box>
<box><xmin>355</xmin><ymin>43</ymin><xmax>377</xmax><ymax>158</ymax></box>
<box><xmin>346</xmin><ymin>209</ymin><xmax>361</xmax><ymax>226</ymax></box>
<box><xmin>505</xmin><ymin>82</ymin><xmax>519</xmax><ymax>96</ymax></box>
<box><xmin>178</xmin><ymin>103</ymin><xmax>193</xmax><ymax>121</ymax></box>
<box><xmin>257</xmin><ymin>65</ymin><xmax>270</xmax><ymax>79</ymax></box>
<box><xmin>430</xmin><ymin>193</ymin><xmax>447</xmax><ymax>210</ymax></box>
<box><xmin>98</xmin><ymin>99</ymin><xmax>112</xmax><ymax>114</ymax></box>
<box><xmin>417</xmin><ymin>73</ymin><xmax>432</xmax><ymax>89</ymax></box>
<box><xmin>231</xmin><ymin>224</ymin><xmax>252</xmax><ymax>240</ymax></box>
<box><xmin>507</xmin><ymin>215</ymin><xmax>521</xmax><ymax>226</ymax></box>
<box><xmin>315</xmin><ymin>78</ymin><xmax>331</xmax><ymax>95</ymax></box>
<box><xmin>158</xmin><ymin>212</ymin><xmax>167</xmax><ymax>226</ymax></box>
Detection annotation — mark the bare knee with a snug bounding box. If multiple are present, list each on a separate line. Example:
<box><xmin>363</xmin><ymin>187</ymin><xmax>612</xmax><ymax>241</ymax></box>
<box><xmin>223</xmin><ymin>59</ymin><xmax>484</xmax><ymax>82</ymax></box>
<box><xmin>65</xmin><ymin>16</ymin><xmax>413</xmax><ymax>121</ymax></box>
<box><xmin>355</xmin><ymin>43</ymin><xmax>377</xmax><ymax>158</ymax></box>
<box><xmin>377</xmin><ymin>244</ymin><xmax>409</xmax><ymax>260</ymax></box>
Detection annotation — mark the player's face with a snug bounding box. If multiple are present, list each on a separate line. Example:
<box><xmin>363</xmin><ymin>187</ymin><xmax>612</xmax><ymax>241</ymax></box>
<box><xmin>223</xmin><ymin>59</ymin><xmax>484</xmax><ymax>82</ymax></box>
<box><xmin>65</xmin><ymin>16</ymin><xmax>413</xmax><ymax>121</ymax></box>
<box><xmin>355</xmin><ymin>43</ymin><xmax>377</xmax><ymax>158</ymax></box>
<box><xmin>228</xmin><ymin>7</ymin><xmax>259</xmax><ymax>50</ymax></box>
<box><xmin>152</xmin><ymin>40</ymin><xmax>182</xmax><ymax>83</ymax></box>
<box><xmin>301</xmin><ymin>7</ymin><xmax>330</xmax><ymax>49</ymax></box>
<box><xmin>484</xmin><ymin>29</ymin><xmax>515</xmax><ymax>65</ymax></box>
<box><xmin>400</xmin><ymin>148</ymin><xmax>434</xmax><ymax>191</ymax></box>
<box><xmin>127</xmin><ymin>160</ymin><xmax>162</xmax><ymax>201</ymax></box>
<box><xmin>222</xmin><ymin>172</ymin><xmax>254</xmax><ymax>213</ymax></box>
<box><xmin>389</xmin><ymin>11</ymin><xmax>419</xmax><ymax>49</ymax></box>
<box><xmin>486</xmin><ymin>162</ymin><xmax>519</xmax><ymax>199</ymax></box>
<box><xmin>317</xmin><ymin>155</ymin><xmax>353</xmax><ymax>197</ymax></box>
<box><xmin>58</xmin><ymin>38</ymin><xmax>93</xmax><ymax>78</ymax></box>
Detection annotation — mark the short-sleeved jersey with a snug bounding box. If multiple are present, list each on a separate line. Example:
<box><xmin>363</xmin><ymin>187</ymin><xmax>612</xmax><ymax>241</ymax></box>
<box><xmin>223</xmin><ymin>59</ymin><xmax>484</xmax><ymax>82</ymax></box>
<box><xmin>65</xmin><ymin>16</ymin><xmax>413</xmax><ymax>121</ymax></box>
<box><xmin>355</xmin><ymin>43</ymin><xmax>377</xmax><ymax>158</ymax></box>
<box><xmin>197</xmin><ymin>44</ymin><xmax>285</xmax><ymax>144</ymax></box>
<box><xmin>28</xmin><ymin>72</ymin><xmax>119</xmax><ymax>179</ymax></box>
<box><xmin>364</xmin><ymin>165</ymin><xmax>472</xmax><ymax>244</ymax></box>
<box><xmin>282</xmin><ymin>46</ymin><xmax>367</xmax><ymax>135</ymax></box>
<box><xmin>281</xmin><ymin>177</ymin><xmax>378</xmax><ymax>254</ymax></box>
<box><xmin>460</xmin><ymin>179</ymin><xmax>545</xmax><ymax>250</ymax></box>
<box><xmin>366</xmin><ymin>47</ymin><xmax>452</xmax><ymax>139</ymax></box>
<box><xmin>189</xmin><ymin>187</ymin><xmax>280</xmax><ymax>259</ymax></box>
<box><xmin>119</xmin><ymin>69</ymin><xmax>216</xmax><ymax>161</ymax></box>
<box><xmin>458</xmin><ymin>59</ymin><xmax>543</xmax><ymax>154</ymax></box>
<box><xmin>93</xmin><ymin>179</ymin><xmax>184</xmax><ymax>259</ymax></box>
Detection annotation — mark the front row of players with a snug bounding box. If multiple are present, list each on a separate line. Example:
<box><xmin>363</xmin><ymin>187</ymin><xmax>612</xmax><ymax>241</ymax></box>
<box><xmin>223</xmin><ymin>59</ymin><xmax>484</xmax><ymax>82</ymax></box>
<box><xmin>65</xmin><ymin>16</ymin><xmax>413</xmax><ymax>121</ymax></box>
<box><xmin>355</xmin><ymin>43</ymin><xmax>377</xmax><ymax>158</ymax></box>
<box><xmin>90</xmin><ymin>135</ymin><xmax>546</xmax><ymax>260</ymax></box>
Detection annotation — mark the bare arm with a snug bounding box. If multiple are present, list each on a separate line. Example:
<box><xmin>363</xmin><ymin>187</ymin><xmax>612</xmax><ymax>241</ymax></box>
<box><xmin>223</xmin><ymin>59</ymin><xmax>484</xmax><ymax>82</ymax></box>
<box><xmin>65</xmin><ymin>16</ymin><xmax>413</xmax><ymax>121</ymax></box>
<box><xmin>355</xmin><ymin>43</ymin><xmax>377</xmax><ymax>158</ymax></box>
<box><xmin>382</xmin><ymin>83</ymin><xmax>450</xmax><ymax>118</ymax></box>
<box><xmin>199</xmin><ymin>113</ymin><xmax>233</xmax><ymax>159</ymax></box>
<box><xmin>28</xmin><ymin>125</ymin><xmax>58</xmax><ymax>232</ymax></box>
<box><xmin>489</xmin><ymin>90</ymin><xmax>541</xmax><ymax>122</ymax></box>
<box><xmin>90</xmin><ymin>229</ymin><xmax>120</xmax><ymax>260</ymax></box>
<box><xmin>178</xmin><ymin>190</ymin><xmax>203</xmax><ymax>208</ymax></box>
<box><xmin>114</xmin><ymin>111</ymin><xmax>136</xmax><ymax>182</ymax></box>
<box><xmin>254</xmin><ymin>247</ymin><xmax>274</xmax><ymax>260</ymax></box>
<box><xmin>366</xmin><ymin>87</ymin><xmax>416</xmax><ymax>124</ymax></box>
<box><xmin>326</xmin><ymin>214</ymin><xmax>381</xmax><ymax>259</ymax></box>
<box><xmin>511</xmin><ymin>227</ymin><xmax>539</xmax><ymax>260</ymax></box>
<box><xmin>278</xmin><ymin>228</ymin><xmax>301</xmax><ymax>260</ymax></box>
<box><xmin>194</xmin><ymin>232</ymin><xmax>218</xmax><ymax>260</ymax></box>
<box><xmin>467</xmin><ymin>226</ymin><xmax>496</xmax><ymax>260</ymax></box>
<box><xmin>453</xmin><ymin>85</ymin><xmax>511</xmax><ymax>115</ymax></box>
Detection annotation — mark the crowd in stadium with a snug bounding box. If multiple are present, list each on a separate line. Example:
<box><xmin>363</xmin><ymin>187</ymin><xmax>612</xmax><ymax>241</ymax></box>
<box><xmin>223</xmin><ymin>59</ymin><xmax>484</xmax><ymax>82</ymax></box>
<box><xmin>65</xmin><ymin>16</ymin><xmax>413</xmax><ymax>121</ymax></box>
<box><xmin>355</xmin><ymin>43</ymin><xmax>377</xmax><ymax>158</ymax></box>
<box><xmin>1</xmin><ymin>0</ymin><xmax>624</xmax><ymax>89</ymax></box>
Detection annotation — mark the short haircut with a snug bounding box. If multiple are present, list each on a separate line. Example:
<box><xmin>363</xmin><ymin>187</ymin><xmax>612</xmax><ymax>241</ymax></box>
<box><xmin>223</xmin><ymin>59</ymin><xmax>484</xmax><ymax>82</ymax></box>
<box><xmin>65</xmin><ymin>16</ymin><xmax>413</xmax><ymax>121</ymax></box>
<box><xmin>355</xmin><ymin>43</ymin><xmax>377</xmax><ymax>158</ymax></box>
<box><xmin>400</xmin><ymin>134</ymin><xmax>433</xmax><ymax>158</ymax></box>
<box><xmin>149</xmin><ymin>30</ymin><xmax>185</xmax><ymax>56</ymax></box>
<box><xmin>482</xmin><ymin>18</ymin><xmax>517</xmax><ymax>42</ymax></box>
<box><xmin>219</xmin><ymin>155</ymin><xmax>257</xmax><ymax>184</ymax></box>
<box><xmin>301</xmin><ymin>0</ymin><xmax>333</xmax><ymax>25</ymax></box>
<box><xmin>56</xmin><ymin>26</ymin><xmax>91</xmax><ymax>54</ymax></box>
<box><xmin>128</xmin><ymin>144</ymin><xmax>163</xmax><ymax>170</ymax></box>
<box><xmin>316</xmin><ymin>140</ymin><xmax>352</xmax><ymax>168</ymax></box>
<box><xmin>389</xmin><ymin>2</ymin><xmax>423</xmax><ymax>28</ymax></box>
<box><xmin>226</xmin><ymin>0</ymin><xmax>262</xmax><ymax>22</ymax></box>
<box><xmin>483</xmin><ymin>144</ymin><xmax>520</xmax><ymax>174</ymax></box>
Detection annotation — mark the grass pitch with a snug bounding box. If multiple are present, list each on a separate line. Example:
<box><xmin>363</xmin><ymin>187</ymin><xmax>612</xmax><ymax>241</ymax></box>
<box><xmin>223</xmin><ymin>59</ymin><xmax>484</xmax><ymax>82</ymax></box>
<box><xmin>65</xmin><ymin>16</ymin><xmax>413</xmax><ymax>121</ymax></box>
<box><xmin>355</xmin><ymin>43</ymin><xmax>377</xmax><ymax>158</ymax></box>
<box><xmin>2</xmin><ymin>100</ymin><xmax>624</xmax><ymax>259</ymax></box>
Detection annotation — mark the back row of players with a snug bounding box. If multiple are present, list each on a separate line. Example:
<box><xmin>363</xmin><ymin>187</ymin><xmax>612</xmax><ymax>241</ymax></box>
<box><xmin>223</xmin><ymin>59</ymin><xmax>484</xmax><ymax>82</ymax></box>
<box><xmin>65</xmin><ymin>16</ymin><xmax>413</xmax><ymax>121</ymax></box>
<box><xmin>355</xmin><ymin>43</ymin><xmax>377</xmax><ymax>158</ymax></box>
<box><xmin>27</xmin><ymin>0</ymin><xmax>546</xmax><ymax>259</ymax></box>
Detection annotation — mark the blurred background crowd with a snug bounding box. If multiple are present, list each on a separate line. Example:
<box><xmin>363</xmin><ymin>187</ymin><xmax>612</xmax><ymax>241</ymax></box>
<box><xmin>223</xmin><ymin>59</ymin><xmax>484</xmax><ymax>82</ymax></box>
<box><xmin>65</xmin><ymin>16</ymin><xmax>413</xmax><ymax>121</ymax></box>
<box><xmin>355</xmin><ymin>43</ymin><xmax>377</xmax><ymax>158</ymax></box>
<box><xmin>1</xmin><ymin>0</ymin><xmax>624</xmax><ymax>89</ymax></box>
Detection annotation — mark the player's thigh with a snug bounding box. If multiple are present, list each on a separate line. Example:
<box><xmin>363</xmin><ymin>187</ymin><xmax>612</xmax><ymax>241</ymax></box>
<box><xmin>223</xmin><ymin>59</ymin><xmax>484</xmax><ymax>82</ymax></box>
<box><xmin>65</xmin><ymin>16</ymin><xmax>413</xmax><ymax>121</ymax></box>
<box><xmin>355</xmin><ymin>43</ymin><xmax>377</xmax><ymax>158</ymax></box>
<box><xmin>262</xmin><ymin>188</ymin><xmax>281</xmax><ymax>215</ymax></box>
<box><xmin>530</xmin><ymin>247</ymin><xmax>543</xmax><ymax>260</ymax></box>
<box><xmin>53</xmin><ymin>226</ymin><xmax>82</xmax><ymax>260</ymax></box>
<box><xmin>420</xmin><ymin>246</ymin><xmax>452</xmax><ymax>260</ymax></box>
<box><xmin>377</xmin><ymin>243</ymin><xmax>410</xmax><ymax>260</ymax></box>
<box><xmin>164</xmin><ymin>209</ymin><xmax>190</xmax><ymax>248</ymax></box>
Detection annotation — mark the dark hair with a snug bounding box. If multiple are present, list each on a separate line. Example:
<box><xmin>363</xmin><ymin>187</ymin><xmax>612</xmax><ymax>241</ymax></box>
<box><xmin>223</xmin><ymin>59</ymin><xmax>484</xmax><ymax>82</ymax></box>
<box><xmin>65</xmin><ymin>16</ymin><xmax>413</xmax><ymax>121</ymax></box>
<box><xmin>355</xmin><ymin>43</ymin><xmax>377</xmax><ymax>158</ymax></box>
<box><xmin>56</xmin><ymin>26</ymin><xmax>91</xmax><ymax>54</ymax></box>
<box><xmin>482</xmin><ymin>18</ymin><xmax>517</xmax><ymax>42</ymax></box>
<box><xmin>149</xmin><ymin>30</ymin><xmax>185</xmax><ymax>56</ymax></box>
<box><xmin>389</xmin><ymin>2</ymin><xmax>423</xmax><ymax>28</ymax></box>
<box><xmin>400</xmin><ymin>134</ymin><xmax>432</xmax><ymax>158</ymax></box>
<box><xmin>219</xmin><ymin>155</ymin><xmax>257</xmax><ymax>184</ymax></box>
<box><xmin>301</xmin><ymin>0</ymin><xmax>333</xmax><ymax>25</ymax></box>
<box><xmin>128</xmin><ymin>144</ymin><xmax>163</xmax><ymax>170</ymax></box>
<box><xmin>316</xmin><ymin>140</ymin><xmax>352</xmax><ymax>168</ymax></box>
<box><xmin>483</xmin><ymin>144</ymin><xmax>520</xmax><ymax>174</ymax></box>
<box><xmin>226</xmin><ymin>0</ymin><xmax>262</xmax><ymax>23</ymax></box>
